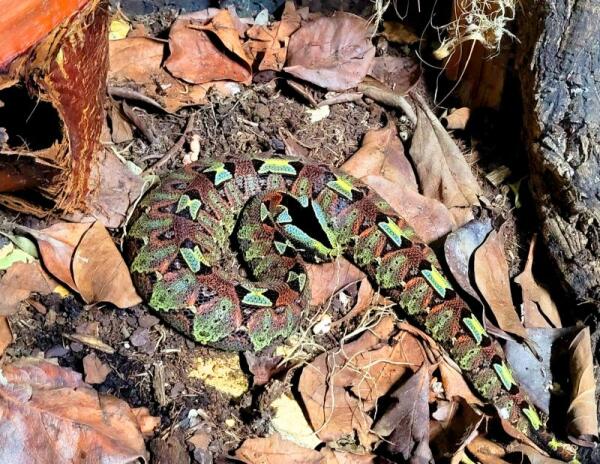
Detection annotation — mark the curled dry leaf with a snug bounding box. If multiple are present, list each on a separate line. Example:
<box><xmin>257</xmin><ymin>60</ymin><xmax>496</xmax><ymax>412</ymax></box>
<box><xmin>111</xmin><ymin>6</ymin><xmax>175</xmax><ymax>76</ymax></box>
<box><xmin>514</xmin><ymin>236</ymin><xmax>562</xmax><ymax>329</ymax></box>
<box><xmin>0</xmin><ymin>261</ymin><xmax>62</xmax><ymax>316</ymax></box>
<box><xmin>567</xmin><ymin>327</ymin><xmax>598</xmax><ymax>446</ymax></box>
<box><xmin>320</xmin><ymin>449</ymin><xmax>375</xmax><ymax>463</ymax></box>
<box><xmin>372</xmin><ymin>366</ymin><xmax>433</xmax><ymax>462</ymax></box>
<box><xmin>245</xmin><ymin>1</ymin><xmax>301</xmax><ymax>71</ymax></box>
<box><xmin>473</xmin><ymin>229</ymin><xmax>528</xmax><ymax>340</ymax></box>
<box><xmin>29</xmin><ymin>221</ymin><xmax>140</xmax><ymax>308</ymax></box>
<box><xmin>507</xmin><ymin>444</ymin><xmax>566</xmax><ymax>464</ymax></box>
<box><xmin>442</xmin><ymin>107</ymin><xmax>471</xmax><ymax>130</ymax></box>
<box><xmin>342</xmin><ymin>124</ymin><xmax>454</xmax><ymax>243</ymax></box>
<box><xmin>466</xmin><ymin>436</ymin><xmax>509</xmax><ymax>464</ymax></box>
<box><xmin>0</xmin><ymin>316</ymin><xmax>12</xmax><ymax>356</ymax></box>
<box><xmin>382</xmin><ymin>21</ymin><xmax>421</xmax><ymax>45</ymax></box>
<box><xmin>298</xmin><ymin>317</ymin><xmax>425</xmax><ymax>446</ymax></box>
<box><xmin>235</xmin><ymin>433</ymin><xmax>323</xmax><ymax>464</ymax></box>
<box><xmin>284</xmin><ymin>12</ymin><xmax>376</xmax><ymax>91</ymax></box>
<box><xmin>83</xmin><ymin>352</ymin><xmax>112</xmax><ymax>384</ymax></box>
<box><xmin>166</xmin><ymin>11</ymin><xmax>252</xmax><ymax>84</ymax></box>
<box><xmin>0</xmin><ymin>358</ymin><xmax>152</xmax><ymax>464</ymax></box>
<box><xmin>368</xmin><ymin>56</ymin><xmax>421</xmax><ymax>94</ymax></box>
<box><xmin>444</xmin><ymin>218</ymin><xmax>492</xmax><ymax>303</ymax></box>
<box><xmin>409</xmin><ymin>93</ymin><xmax>481</xmax><ymax>227</ymax></box>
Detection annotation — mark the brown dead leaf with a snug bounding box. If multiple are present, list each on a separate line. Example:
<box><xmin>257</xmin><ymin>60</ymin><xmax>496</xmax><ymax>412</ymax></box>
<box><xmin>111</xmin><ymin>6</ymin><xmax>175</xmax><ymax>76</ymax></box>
<box><xmin>298</xmin><ymin>317</ymin><xmax>425</xmax><ymax>446</ymax></box>
<box><xmin>306</xmin><ymin>257</ymin><xmax>365</xmax><ymax>306</ymax></box>
<box><xmin>514</xmin><ymin>237</ymin><xmax>562</xmax><ymax>329</ymax></box>
<box><xmin>83</xmin><ymin>352</ymin><xmax>112</xmax><ymax>384</ymax></box>
<box><xmin>373</xmin><ymin>366</ymin><xmax>433</xmax><ymax>462</ymax></box>
<box><xmin>0</xmin><ymin>358</ymin><xmax>151</xmax><ymax>463</ymax></box>
<box><xmin>110</xmin><ymin>104</ymin><xmax>134</xmax><ymax>144</ymax></box>
<box><xmin>467</xmin><ymin>436</ymin><xmax>510</xmax><ymax>464</ymax></box>
<box><xmin>507</xmin><ymin>444</ymin><xmax>566</xmax><ymax>464</ymax></box>
<box><xmin>132</xmin><ymin>407</ymin><xmax>160</xmax><ymax>437</ymax></box>
<box><xmin>166</xmin><ymin>13</ymin><xmax>252</xmax><ymax>84</ymax></box>
<box><xmin>382</xmin><ymin>21</ymin><xmax>421</xmax><ymax>45</ymax></box>
<box><xmin>235</xmin><ymin>433</ymin><xmax>323</xmax><ymax>464</ymax></box>
<box><xmin>567</xmin><ymin>327</ymin><xmax>598</xmax><ymax>446</ymax></box>
<box><xmin>473</xmin><ymin>229</ymin><xmax>528</xmax><ymax>340</ymax></box>
<box><xmin>368</xmin><ymin>56</ymin><xmax>421</xmax><ymax>94</ymax></box>
<box><xmin>245</xmin><ymin>1</ymin><xmax>301</xmax><ymax>71</ymax></box>
<box><xmin>321</xmin><ymin>448</ymin><xmax>375</xmax><ymax>463</ymax></box>
<box><xmin>72</xmin><ymin>221</ymin><xmax>141</xmax><ymax>307</ymax></box>
<box><xmin>0</xmin><ymin>261</ymin><xmax>61</xmax><ymax>316</ymax></box>
<box><xmin>109</xmin><ymin>37</ymin><xmax>238</xmax><ymax>112</ymax></box>
<box><xmin>284</xmin><ymin>12</ymin><xmax>376</xmax><ymax>91</ymax></box>
<box><xmin>442</xmin><ymin>107</ymin><xmax>471</xmax><ymax>130</ymax></box>
<box><xmin>0</xmin><ymin>316</ymin><xmax>12</xmax><ymax>356</ymax></box>
<box><xmin>409</xmin><ymin>93</ymin><xmax>481</xmax><ymax>226</ymax></box>
<box><xmin>438</xmin><ymin>358</ymin><xmax>482</xmax><ymax>406</ymax></box>
<box><xmin>429</xmin><ymin>398</ymin><xmax>482</xmax><ymax>460</ymax></box>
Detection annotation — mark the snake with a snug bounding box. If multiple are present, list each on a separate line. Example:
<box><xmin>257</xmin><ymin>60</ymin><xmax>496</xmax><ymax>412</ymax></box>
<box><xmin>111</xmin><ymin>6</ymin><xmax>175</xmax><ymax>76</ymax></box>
<box><xmin>124</xmin><ymin>155</ymin><xmax>578</xmax><ymax>461</ymax></box>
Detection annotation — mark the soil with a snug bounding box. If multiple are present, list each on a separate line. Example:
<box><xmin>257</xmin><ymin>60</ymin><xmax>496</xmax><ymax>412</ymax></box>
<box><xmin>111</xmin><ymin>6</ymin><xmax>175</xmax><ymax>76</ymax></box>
<box><xmin>1</xmin><ymin>8</ymin><xmax>598</xmax><ymax>464</ymax></box>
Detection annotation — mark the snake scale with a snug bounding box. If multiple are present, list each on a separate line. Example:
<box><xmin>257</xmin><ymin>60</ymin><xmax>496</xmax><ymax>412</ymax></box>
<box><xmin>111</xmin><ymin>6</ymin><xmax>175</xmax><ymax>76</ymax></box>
<box><xmin>124</xmin><ymin>155</ymin><xmax>578</xmax><ymax>461</ymax></box>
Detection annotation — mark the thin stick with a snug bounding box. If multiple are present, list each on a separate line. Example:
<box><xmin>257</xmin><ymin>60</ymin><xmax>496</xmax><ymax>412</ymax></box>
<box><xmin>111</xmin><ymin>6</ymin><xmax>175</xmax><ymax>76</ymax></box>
<box><xmin>108</xmin><ymin>86</ymin><xmax>166</xmax><ymax>112</ymax></box>
<box><xmin>317</xmin><ymin>92</ymin><xmax>363</xmax><ymax>107</ymax></box>
<box><xmin>358</xmin><ymin>81</ymin><xmax>417</xmax><ymax>125</ymax></box>
<box><xmin>143</xmin><ymin>114</ymin><xmax>195</xmax><ymax>174</ymax></box>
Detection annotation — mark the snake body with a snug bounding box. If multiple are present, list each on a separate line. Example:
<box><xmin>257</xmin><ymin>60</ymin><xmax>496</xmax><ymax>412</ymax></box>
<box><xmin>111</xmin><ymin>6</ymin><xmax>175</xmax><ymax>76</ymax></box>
<box><xmin>125</xmin><ymin>155</ymin><xmax>576</xmax><ymax>461</ymax></box>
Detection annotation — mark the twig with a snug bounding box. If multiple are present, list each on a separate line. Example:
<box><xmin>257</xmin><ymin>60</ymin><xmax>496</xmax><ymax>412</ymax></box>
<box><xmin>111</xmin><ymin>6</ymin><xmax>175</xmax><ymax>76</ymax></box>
<box><xmin>318</xmin><ymin>92</ymin><xmax>363</xmax><ymax>107</ymax></box>
<box><xmin>143</xmin><ymin>114</ymin><xmax>195</xmax><ymax>174</ymax></box>
<box><xmin>358</xmin><ymin>80</ymin><xmax>417</xmax><ymax>125</ymax></box>
<box><xmin>108</xmin><ymin>86</ymin><xmax>166</xmax><ymax>112</ymax></box>
<box><xmin>122</xmin><ymin>102</ymin><xmax>157</xmax><ymax>144</ymax></box>
<box><xmin>286</xmin><ymin>80</ymin><xmax>319</xmax><ymax>108</ymax></box>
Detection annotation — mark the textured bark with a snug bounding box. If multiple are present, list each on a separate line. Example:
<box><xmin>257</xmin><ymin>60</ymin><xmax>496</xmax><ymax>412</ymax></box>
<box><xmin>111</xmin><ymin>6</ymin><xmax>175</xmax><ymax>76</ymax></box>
<box><xmin>516</xmin><ymin>1</ymin><xmax>600</xmax><ymax>310</ymax></box>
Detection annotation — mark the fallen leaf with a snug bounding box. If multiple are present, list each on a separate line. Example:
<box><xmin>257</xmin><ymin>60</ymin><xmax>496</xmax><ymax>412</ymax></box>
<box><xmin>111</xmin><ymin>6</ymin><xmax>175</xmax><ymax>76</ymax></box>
<box><xmin>438</xmin><ymin>358</ymin><xmax>482</xmax><ymax>406</ymax></box>
<box><xmin>473</xmin><ymin>229</ymin><xmax>528</xmax><ymax>340</ymax></box>
<box><xmin>0</xmin><ymin>240</ymin><xmax>35</xmax><ymax>270</ymax></box>
<box><xmin>0</xmin><ymin>358</ymin><xmax>151</xmax><ymax>463</ymax></box>
<box><xmin>83</xmin><ymin>352</ymin><xmax>112</xmax><ymax>384</ymax></box>
<box><xmin>72</xmin><ymin>221</ymin><xmax>141</xmax><ymax>307</ymax></box>
<box><xmin>321</xmin><ymin>449</ymin><xmax>375</xmax><ymax>463</ymax></box>
<box><xmin>244</xmin><ymin>351</ymin><xmax>284</xmax><ymax>386</ymax></box>
<box><xmin>65</xmin><ymin>333</ymin><xmax>116</xmax><ymax>354</ymax></box>
<box><xmin>505</xmin><ymin>327</ymin><xmax>575</xmax><ymax>414</ymax></box>
<box><xmin>110</xmin><ymin>104</ymin><xmax>134</xmax><ymax>143</ymax></box>
<box><xmin>507</xmin><ymin>443</ymin><xmax>566</xmax><ymax>464</ymax></box>
<box><xmin>444</xmin><ymin>219</ymin><xmax>493</xmax><ymax>303</ymax></box>
<box><xmin>442</xmin><ymin>107</ymin><xmax>471</xmax><ymax>130</ymax></box>
<box><xmin>284</xmin><ymin>12</ymin><xmax>376</xmax><ymax>91</ymax></box>
<box><xmin>467</xmin><ymin>436</ymin><xmax>509</xmax><ymax>464</ymax></box>
<box><xmin>306</xmin><ymin>105</ymin><xmax>330</xmax><ymax>123</ymax></box>
<box><xmin>567</xmin><ymin>327</ymin><xmax>598</xmax><ymax>446</ymax></box>
<box><xmin>382</xmin><ymin>21</ymin><xmax>421</xmax><ymax>44</ymax></box>
<box><xmin>132</xmin><ymin>407</ymin><xmax>160</xmax><ymax>437</ymax></box>
<box><xmin>245</xmin><ymin>1</ymin><xmax>301</xmax><ymax>71</ymax></box>
<box><xmin>235</xmin><ymin>433</ymin><xmax>323</xmax><ymax>464</ymax></box>
<box><xmin>270</xmin><ymin>394</ymin><xmax>322</xmax><ymax>449</ymax></box>
<box><xmin>368</xmin><ymin>56</ymin><xmax>421</xmax><ymax>94</ymax></box>
<box><xmin>298</xmin><ymin>317</ymin><xmax>425</xmax><ymax>446</ymax></box>
<box><xmin>0</xmin><ymin>316</ymin><xmax>12</xmax><ymax>356</ymax></box>
<box><xmin>514</xmin><ymin>237</ymin><xmax>562</xmax><ymax>329</ymax></box>
<box><xmin>373</xmin><ymin>366</ymin><xmax>433</xmax><ymax>462</ymax></box>
<box><xmin>109</xmin><ymin>17</ymin><xmax>131</xmax><ymax>41</ymax></box>
<box><xmin>188</xmin><ymin>351</ymin><xmax>249</xmax><ymax>397</ymax></box>
<box><xmin>409</xmin><ymin>93</ymin><xmax>481</xmax><ymax>226</ymax></box>
<box><xmin>166</xmin><ymin>13</ymin><xmax>252</xmax><ymax>84</ymax></box>
<box><xmin>0</xmin><ymin>261</ymin><xmax>62</xmax><ymax>315</ymax></box>
<box><xmin>306</xmin><ymin>257</ymin><xmax>365</xmax><ymax>306</ymax></box>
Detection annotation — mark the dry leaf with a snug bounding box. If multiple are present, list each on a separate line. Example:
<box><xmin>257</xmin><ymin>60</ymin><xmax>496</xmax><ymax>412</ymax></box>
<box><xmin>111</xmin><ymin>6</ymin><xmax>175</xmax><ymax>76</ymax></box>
<box><xmin>284</xmin><ymin>12</ymin><xmax>376</xmax><ymax>91</ymax></box>
<box><xmin>166</xmin><ymin>13</ymin><xmax>252</xmax><ymax>84</ymax></box>
<box><xmin>0</xmin><ymin>316</ymin><xmax>12</xmax><ymax>356</ymax></box>
<box><xmin>507</xmin><ymin>444</ymin><xmax>566</xmax><ymax>464</ymax></box>
<box><xmin>0</xmin><ymin>358</ymin><xmax>151</xmax><ymax>463</ymax></box>
<box><xmin>442</xmin><ymin>107</ymin><xmax>471</xmax><ymax>130</ymax></box>
<box><xmin>368</xmin><ymin>56</ymin><xmax>421</xmax><ymax>94</ymax></box>
<box><xmin>306</xmin><ymin>257</ymin><xmax>366</xmax><ymax>306</ymax></box>
<box><xmin>235</xmin><ymin>433</ymin><xmax>323</xmax><ymax>464</ymax></box>
<box><xmin>83</xmin><ymin>352</ymin><xmax>112</xmax><ymax>384</ymax></box>
<box><xmin>110</xmin><ymin>104</ymin><xmax>134</xmax><ymax>143</ymax></box>
<box><xmin>467</xmin><ymin>436</ymin><xmax>510</xmax><ymax>464</ymax></box>
<box><xmin>567</xmin><ymin>327</ymin><xmax>598</xmax><ymax>446</ymax></box>
<box><xmin>298</xmin><ymin>317</ymin><xmax>425</xmax><ymax>446</ymax></box>
<box><xmin>245</xmin><ymin>1</ymin><xmax>301</xmax><ymax>71</ymax></box>
<box><xmin>72</xmin><ymin>221</ymin><xmax>141</xmax><ymax>307</ymax></box>
<box><xmin>473</xmin><ymin>229</ymin><xmax>528</xmax><ymax>340</ymax></box>
<box><xmin>444</xmin><ymin>219</ymin><xmax>493</xmax><ymax>304</ymax></box>
<box><xmin>409</xmin><ymin>93</ymin><xmax>481</xmax><ymax>226</ymax></box>
<box><xmin>321</xmin><ymin>449</ymin><xmax>375</xmax><ymax>464</ymax></box>
<box><xmin>382</xmin><ymin>21</ymin><xmax>420</xmax><ymax>44</ymax></box>
<box><xmin>0</xmin><ymin>261</ymin><xmax>61</xmax><ymax>316</ymax></box>
<box><xmin>438</xmin><ymin>358</ymin><xmax>482</xmax><ymax>406</ymax></box>
<box><xmin>372</xmin><ymin>366</ymin><xmax>433</xmax><ymax>462</ymax></box>
<box><xmin>514</xmin><ymin>237</ymin><xmax>562</xmax><ymax>329</ymax></box>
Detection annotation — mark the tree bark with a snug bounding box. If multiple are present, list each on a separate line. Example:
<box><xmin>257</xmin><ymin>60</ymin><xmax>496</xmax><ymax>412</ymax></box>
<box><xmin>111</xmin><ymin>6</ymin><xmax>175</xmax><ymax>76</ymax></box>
<box><xmin>516</xmin><ymin>0</ymin><xmax>600</xmax><ymax>311</ymax></box>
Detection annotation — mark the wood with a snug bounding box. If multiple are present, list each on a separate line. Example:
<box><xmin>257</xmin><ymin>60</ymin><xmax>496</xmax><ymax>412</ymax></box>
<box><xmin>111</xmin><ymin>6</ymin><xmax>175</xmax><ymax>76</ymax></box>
<box><xmin>516</xmin><ymin>1</ymin><xmax>600</xmax><ymax>310</ymax></box>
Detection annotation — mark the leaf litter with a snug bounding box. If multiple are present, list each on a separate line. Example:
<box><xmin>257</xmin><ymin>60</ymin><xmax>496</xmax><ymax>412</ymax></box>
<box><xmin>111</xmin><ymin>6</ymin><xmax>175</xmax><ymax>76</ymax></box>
<box><xmin>0</xmin><ymin>3</ymin><xmax>598</xmax><ymax>464</ymax></box>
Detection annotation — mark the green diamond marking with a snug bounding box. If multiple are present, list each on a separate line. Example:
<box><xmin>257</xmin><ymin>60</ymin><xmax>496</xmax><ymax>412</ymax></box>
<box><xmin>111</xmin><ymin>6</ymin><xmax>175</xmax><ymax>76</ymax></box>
<box><xmin>421</xmin><ymin>266</ymin><xmax>453</xmax><ymax>297</ymax></box>
<box><xmin>463</xmin><ymin>315</ymin><xmax>487</xmax><ymax>344</ymax></box>
<box><xmin>523</xmin><ymin>405</ymin><xmax>542</xmax><ymax>430</ymax></box>
<box><xmin>326</xmin><ymin>175</ymin><xmax>355</xmax><ymax>200</ymax></box>
<box><xmin>493</xmin><ymin>362</ymin><xmax>516</xmax><ymax>390</ymax></box>
<box><xmin>257</xmin><ymin>158</ymin><xmax>297</xmax><ymax>176</ymax></box>
<box><xmin>260</xmin><ymin>202</ymin><xmax>269</xmax><ymax>221</ymax></box>
<box><xmin>175</xmin><ymin>194</ymin><xmax>202</xmax><ymax>220</ymax></box>
<box><xmin>276</xmin><ymin>206</ymin><xmax>292</xmax><ymax>224</ymax></box>
<box><xmin>242</xmin><ymin>288</ymin><xmax>273</xmax><ymax>307</ymax></box>
<box><xmin>378</xmin><ymin>218</ymin><xmax>410</xmax><ymax>247</ymax></box>
<box><xmin>287</xmin><ymin>271</ymin><xmax>307</xmax><ymax>291</ymax></box>
<box><xmin>203</xmin><ymin>161</ymin><xmax>233</xmax><ymax>186</ymax></box>
<box><xmin>180</xmin><ymin>245</ymin><xmax>209</xmax><ymax>273</ymax></box>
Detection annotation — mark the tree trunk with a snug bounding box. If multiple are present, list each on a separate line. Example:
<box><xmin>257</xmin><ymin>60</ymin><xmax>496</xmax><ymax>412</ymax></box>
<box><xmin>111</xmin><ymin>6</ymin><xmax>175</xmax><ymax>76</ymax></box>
<box><xmin>516</xmin><ymin>0</ymin><xmax>600</xmax><ymax>311</ymax></box>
